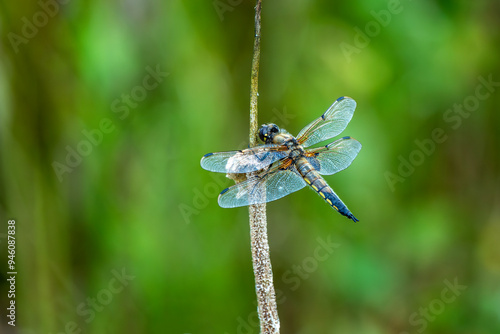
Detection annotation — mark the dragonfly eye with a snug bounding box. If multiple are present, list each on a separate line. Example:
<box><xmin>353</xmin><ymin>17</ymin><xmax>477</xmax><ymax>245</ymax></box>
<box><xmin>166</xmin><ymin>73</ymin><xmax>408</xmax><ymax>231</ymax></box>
<box><xmin>258</xmin><ymin>123</ymin><xmax>280</xmax><ymax>143</ymax></box>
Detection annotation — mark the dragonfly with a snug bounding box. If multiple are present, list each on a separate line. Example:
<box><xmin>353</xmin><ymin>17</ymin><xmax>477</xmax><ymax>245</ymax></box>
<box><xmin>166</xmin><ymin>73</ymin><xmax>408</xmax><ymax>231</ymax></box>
<box><xmin>200</xmin><ymin>96</ymin><xmax>362</xmax><ymax>222</ymax></box>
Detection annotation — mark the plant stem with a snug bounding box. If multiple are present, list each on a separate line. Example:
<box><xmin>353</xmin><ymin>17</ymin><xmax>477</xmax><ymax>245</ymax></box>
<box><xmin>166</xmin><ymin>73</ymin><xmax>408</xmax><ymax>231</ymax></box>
<box><xmin>248</xmin><ymin>1</ymin><xmax>280</xmax><ymax>333</ymax></box>
<box><xmin>249</xmin><ymin>0</ymin><xmax>262</xmax><ymax>148</ymax></box>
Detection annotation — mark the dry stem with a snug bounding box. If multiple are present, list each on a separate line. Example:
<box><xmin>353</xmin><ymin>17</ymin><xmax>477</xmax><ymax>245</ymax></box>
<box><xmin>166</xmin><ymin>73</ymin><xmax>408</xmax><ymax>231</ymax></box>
<box><xmin>248</xmin><ymin>1</ymin><xmax>280</xmax><ymax>333</ymax></box>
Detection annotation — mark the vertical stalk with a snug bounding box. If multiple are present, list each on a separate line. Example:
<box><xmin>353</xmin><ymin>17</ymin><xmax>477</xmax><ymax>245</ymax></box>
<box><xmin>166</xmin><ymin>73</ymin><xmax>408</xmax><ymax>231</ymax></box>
<box><xmin>248</xmin><ymin>1</ymin><xmax>280</xmax><ymax>333</ymax></box>
<box><xmin>249</xmin><ymin>0</ymin><xmax>262</xmax><ymax>148</ymax></box>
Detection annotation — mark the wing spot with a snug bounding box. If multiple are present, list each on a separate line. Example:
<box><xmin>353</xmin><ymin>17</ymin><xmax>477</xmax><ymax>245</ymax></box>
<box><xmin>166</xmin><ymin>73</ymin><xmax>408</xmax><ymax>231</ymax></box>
<box><xmin>203</xmin><ymin>153</ymin><xmax>214</xmax><ymax>158</ymax></box>
<box><xmin>220</xmin><ymin>187</ymin><xmax>230</xmax><ymax>195</ymax></box>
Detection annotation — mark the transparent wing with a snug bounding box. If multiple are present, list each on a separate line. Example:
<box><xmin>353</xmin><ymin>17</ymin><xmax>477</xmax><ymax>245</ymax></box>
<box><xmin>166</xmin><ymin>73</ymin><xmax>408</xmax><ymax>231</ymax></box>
<box><xmin>305</xmin><ymin>136</ymin><xmax>361</xmax><ymax>175</ymax></box>
<box><xmin>218</xmin><ymin>161</ymin><xmax>307</xmax><ymax>208</ymax></box>
<box><xmin>201</xmin><ymin>144</ymin><xmax>289</xmax><ymax>173</ymax></box>
<box><xmin>296</xmin><ymin>96</ymin><xmax>357</xmax><ymax>148</ymax></box>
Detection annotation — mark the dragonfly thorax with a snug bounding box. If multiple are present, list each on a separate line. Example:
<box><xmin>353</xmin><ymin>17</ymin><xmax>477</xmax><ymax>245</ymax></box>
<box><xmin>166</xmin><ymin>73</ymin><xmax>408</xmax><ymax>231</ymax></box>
<box><xmin>289</xmin><ymin>146</ymin><xmax>304</xmax><ymax>161</ymax></box>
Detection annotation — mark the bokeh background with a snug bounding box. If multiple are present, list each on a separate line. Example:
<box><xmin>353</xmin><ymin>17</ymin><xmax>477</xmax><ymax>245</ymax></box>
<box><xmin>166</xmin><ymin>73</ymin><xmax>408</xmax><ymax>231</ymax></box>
<box><xmin>1</xmin><ymin>0</ymin><xmax>500</xmax><ymax>333</ymax></box>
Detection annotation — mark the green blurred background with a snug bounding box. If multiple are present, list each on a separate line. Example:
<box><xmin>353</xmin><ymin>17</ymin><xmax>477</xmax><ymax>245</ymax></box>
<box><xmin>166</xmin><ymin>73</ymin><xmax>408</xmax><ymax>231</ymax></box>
<box><xmin>1</xmin><ymin>0</ymin><xmax>499</xmax><ymax>333</ymax></box>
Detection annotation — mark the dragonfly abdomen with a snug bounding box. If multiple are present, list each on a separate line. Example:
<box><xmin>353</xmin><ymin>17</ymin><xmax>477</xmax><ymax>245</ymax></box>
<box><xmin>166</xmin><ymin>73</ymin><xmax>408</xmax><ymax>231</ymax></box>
<box><xmin>296</xmin><ymin>158</ymin><xmax>359</xmax><ymax>222</ymax></box>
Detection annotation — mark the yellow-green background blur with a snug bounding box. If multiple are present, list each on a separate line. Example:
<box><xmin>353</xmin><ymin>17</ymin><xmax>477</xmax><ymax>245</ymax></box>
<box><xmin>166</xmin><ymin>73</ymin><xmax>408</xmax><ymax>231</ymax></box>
<box><xmin>1</xmin><ymin>0</ymin><xmax>499</xmax><ymax>333</ymax></box>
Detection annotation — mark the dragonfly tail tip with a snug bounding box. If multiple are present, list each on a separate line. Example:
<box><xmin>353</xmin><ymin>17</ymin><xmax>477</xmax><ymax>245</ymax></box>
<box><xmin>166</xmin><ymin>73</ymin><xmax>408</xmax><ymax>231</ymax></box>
<box><xmin>349</xmin><ymin>214</ymin><xmax>359</xmax><ymax>222</ymax></box>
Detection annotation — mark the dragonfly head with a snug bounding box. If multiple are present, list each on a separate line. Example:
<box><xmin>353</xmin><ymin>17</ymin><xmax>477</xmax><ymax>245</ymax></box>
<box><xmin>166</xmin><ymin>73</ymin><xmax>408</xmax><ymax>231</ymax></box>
<box><xmin>259</xmin><ymin>123</ymin><xmax>280</xmax><ymax>144</ymax></box>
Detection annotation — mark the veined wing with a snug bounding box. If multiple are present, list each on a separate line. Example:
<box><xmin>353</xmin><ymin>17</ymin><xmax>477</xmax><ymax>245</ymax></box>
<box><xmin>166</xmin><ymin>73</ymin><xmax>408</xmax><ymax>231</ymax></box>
<box><xmin>305</xmin><ymin>136</ymin><xmax>361</xmax><ymax>175</ymax></box>
<box><xmin>218</xmin><ymin>160</ymin><xmax>307</xmax><ymax>208</ymax></box>
<box><xmin>201</xmin><ymin>144</ymin><xmax>289</xmax><ymax>173</ymax></box>
<box><xmin>296</xmin><ymin>96</ymin><xmax>357</xmax><ymax>148</ymax></box>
